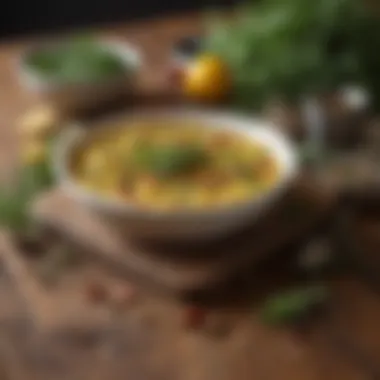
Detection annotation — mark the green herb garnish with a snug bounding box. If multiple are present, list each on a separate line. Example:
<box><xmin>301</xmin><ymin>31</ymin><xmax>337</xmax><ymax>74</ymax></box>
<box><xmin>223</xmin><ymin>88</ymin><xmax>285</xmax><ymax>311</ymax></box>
<box><xmin>133</xmin><ymin>144</ymin><xmax>209</xmax><ymax>178</ymax></box>
<box><xmin>0</xmin><ymin>144</ymin><xmax>55</xmax><ymax>232</ymax></box>
<box><xmin>26</xmin><ymin>36</ymin><xmax>127</xmax><ymax>83</ymax></box>
<box><xmin>260</xmin><ymin>285</ymin><xmax>328</xmax><ymax>326</ymax></box>
<box><xmin>0</xmin><ymin>186</ymin><xmax>31</xmax><ymax>232</ymax></box>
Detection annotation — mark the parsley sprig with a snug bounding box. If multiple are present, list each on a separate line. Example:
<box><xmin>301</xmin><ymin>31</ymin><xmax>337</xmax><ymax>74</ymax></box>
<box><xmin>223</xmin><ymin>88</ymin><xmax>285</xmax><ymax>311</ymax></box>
<box><xmin>0</xmin><ymin>144</ymin><xmax>54</xmax><ymax>232</ymax></box>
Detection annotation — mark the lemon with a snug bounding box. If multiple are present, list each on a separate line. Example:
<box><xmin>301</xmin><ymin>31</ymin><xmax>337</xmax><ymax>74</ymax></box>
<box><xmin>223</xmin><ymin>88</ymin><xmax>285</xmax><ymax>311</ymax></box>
<box><xmin>182</xmin><ymin>54</ymin><xmax>231</xmax><ymax>102</ymax></box>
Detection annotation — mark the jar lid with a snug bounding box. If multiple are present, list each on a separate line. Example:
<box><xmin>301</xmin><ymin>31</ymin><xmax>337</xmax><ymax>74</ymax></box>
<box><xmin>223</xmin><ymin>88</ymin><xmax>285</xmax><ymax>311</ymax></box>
<box><xmin>172</xmin><ymin>36</ymin><xmax>203</xmax><ymax>64</ymax></box>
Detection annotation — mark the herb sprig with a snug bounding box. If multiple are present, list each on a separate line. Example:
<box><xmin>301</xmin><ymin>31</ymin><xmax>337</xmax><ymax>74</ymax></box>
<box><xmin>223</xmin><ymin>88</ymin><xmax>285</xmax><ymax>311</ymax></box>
<box><xmin>0</xmin><ymin>147</ymin><xmax>54</xmax><ymax>233</ymax></box>
<box><xmin>260</xmin><ymin>285</ymin><xmax>329</xmax><ymax>326</ymax></box>
<box><xmin>205</xmin><ymin>0</ymin><xmax>380</xmax><ymax>109</ymax></box>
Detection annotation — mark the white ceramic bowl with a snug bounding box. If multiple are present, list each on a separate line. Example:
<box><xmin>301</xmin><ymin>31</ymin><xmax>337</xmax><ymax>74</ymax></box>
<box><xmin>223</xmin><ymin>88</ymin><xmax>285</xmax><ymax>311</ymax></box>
<box><xmin>17</xmin><ymin>39</ymin><xmax>142</xmax><ymax>110</ymax></box>
<box><xmin>52</xmin><ymin>109</ymin><xmax>300</xmax><ymax>241</ymax></box>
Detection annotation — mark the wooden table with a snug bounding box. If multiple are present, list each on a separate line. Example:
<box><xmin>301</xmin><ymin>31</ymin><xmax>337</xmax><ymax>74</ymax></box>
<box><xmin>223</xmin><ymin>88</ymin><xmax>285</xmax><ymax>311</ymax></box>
<box><xmin>1</xmin><ymin>13</ymin><xmax>380</xmax><ymax>380</ymax></box>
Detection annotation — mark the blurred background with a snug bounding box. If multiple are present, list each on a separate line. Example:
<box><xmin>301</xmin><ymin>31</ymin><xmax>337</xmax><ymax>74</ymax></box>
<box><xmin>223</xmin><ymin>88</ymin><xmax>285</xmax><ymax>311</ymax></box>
<box><xmin>0</xmin><ymin>0</ymin><xmax>238</xmax><ymax>39</ymax></box>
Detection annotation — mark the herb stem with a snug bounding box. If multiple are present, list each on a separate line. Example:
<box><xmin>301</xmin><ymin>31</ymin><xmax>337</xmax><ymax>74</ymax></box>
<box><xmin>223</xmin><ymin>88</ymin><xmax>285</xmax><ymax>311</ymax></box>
<box><xmin>302</xmin><ymin>97</ymin><xmax>326</xmax><ymax>169</ymax></box>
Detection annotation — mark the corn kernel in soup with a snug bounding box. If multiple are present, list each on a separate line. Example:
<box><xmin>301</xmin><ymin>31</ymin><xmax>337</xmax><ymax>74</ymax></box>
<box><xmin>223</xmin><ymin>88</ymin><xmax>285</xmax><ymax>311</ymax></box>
<box><xmin>72</xmin><ymin>123</ymin><xmax>279</xmax><ymax>210</ymax></box>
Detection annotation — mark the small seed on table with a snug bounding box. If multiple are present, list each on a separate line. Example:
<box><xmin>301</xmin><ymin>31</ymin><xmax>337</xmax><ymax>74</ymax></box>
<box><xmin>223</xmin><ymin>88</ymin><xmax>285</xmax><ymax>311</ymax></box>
<box><xmin>184</xmin><ymin>306</ymin><xmax>207</xmax><ymax>329</ymax></box>
<box><xmin>111</xmin><ymin>283</ymin><xmax>137</xmax><ymax>308</ymax></box>
<box><xmin>85</xmin><ymin>281</ymin><xmax>108</xmax><ymax>304</ymax></box>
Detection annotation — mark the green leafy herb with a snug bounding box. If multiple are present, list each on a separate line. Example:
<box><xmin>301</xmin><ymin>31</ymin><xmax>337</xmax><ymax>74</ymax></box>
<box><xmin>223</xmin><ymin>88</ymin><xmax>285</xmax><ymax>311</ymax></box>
<box><xmin>260</xmin><ymin>285</ymin><xmax>328</xmax><ymax>326</ymax></box>
<box><xmin>205</xmin><ymin>0</ymin><xmax>380</xmax><ymax>109</ymax></box>
<box><xmin>0</xmin><ymin>186</ymin><xmax>32</xmax><ymax>232</ymax></box>
<box><xmin>0</xmin><ymin>142</ymin><xmax>55</xmax><ymax>232</ymax></box>
<box><xmin>26</xmin><ymin>36</ymin><xmax>127</xmax><ymax>83</ymax></box>
<box><xmin>132</xmin><ymin>144</ymin><xmax>208</xmax><ymax>178</ymax></box>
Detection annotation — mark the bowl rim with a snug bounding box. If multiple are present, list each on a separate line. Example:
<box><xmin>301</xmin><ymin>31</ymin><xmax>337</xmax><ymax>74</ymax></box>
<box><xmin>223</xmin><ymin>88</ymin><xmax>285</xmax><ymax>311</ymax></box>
<box><xmin>52</xmin><ymin>108</ymin><xmax>300</xmax><ymax>220</ymax></box>
<box><xmin>17</xmin><ymin>37</ymin><xmax>143</xmax><ymax>88</ymax></box>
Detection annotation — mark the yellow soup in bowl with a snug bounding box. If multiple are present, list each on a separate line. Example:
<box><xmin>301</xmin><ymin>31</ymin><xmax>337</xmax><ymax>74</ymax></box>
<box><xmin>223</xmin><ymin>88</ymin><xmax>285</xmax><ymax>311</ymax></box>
<box><xmin>71</xmin><ymin>122</ymin><xmax>279</xmax><ymax>211</ymax></box>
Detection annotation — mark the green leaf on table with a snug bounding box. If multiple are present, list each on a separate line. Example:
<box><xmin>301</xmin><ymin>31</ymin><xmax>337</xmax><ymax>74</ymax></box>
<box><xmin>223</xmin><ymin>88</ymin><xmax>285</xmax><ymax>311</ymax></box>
<box><xmin>0</xmin><ymin>186</ymin><xmax>32</xmax><ymax>232</ymax></box>
<box><xmin>260</xmin><ymin>285</ymin><xmax>329</xmax><ymax>326</ymax></box>
<box><xmin>0</xmin><ymin>141</ymin><xmax>55</xmax><ymax>233</ymax></box>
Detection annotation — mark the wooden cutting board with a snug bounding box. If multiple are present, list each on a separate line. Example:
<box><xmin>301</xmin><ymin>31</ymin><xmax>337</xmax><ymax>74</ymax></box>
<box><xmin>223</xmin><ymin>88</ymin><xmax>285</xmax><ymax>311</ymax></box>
<box><xmin>31</xmin><ymin>175</ymin><xmax>336</xmax><ymax>300</ymax></box>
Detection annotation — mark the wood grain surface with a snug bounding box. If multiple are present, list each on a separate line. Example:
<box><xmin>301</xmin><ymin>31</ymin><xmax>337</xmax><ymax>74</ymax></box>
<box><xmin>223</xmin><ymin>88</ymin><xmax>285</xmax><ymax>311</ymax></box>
<box><xmin>0</xmin><ymin>12</ymin><xmax>380</xmax><ymax>380</ymax></box>
<box><xmin>30</xmin><ymin>176</ymin><xmax>335</xmax><ymax>299</ymax></box>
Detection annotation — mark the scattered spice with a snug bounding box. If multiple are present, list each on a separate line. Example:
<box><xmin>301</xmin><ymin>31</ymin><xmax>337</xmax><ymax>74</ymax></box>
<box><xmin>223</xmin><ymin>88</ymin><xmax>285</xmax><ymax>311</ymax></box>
<box><xmin>85</xmin><ymin>281</ymin><xmax>108</xmax><ymax>304</ymax></box>
<box><xmin>52</xmin><ymin>326</ymin><xmax>104</xmax><ymax>347</ymax></box>
<box><xmin>111</xmin><ymin>283</ymin><xmax>137</xmax><ymax>309</ymax></box>
<box><xmin>184</xmin><ymin>306</ymin><xmax>207</xmax><ymax>329</ymax></box>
